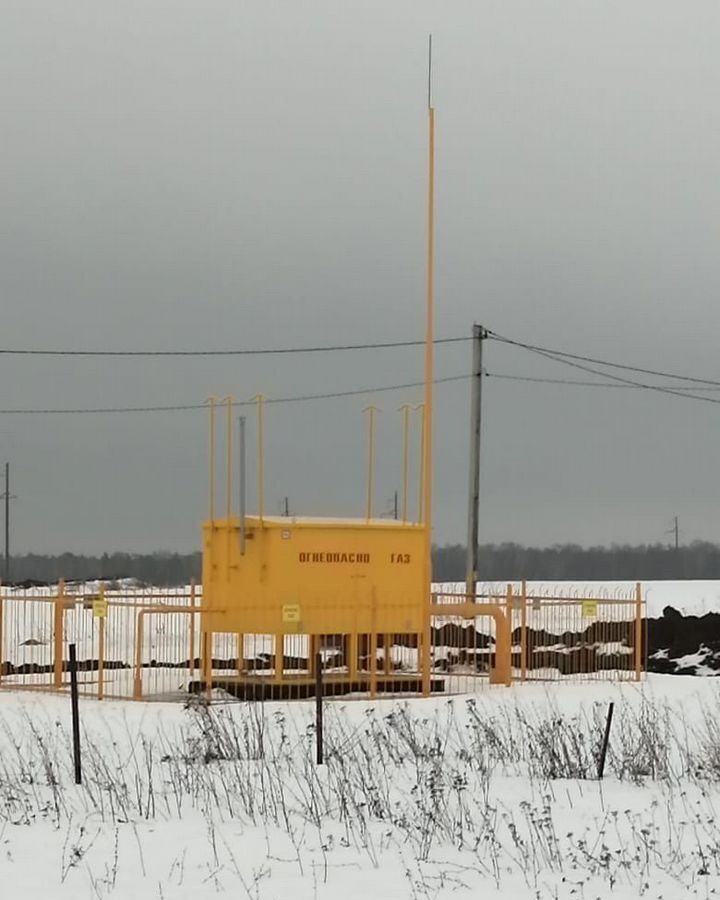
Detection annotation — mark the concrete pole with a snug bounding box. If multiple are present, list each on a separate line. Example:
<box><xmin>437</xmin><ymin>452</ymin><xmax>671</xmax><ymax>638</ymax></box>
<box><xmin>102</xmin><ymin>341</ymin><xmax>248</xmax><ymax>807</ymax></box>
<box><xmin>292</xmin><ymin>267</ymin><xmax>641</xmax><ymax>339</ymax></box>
<box><xmin>465</xmin><ymin>325</ymin><xmax>485</xmax><ymax>600</ymax></box>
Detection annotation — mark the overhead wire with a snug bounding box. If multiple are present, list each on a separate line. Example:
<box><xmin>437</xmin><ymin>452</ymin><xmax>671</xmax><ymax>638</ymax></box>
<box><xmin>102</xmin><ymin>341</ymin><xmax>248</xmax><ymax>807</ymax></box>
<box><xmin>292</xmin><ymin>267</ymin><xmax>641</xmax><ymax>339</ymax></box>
<box><xmin>5</xmin><ymin>328</ymin><xmax>720</xmax><ymax>414</ymax></box>
<box><xmin>0</xmin><ymin>336</ymin><xmax>469</xmax><ymax>358</ymax></box>
<box><xmin>487</xmin><ymin>330</ymin><xmax>720</xmax><ymax>388</ymax></box>
<box><xmin>0</xmin><ymin>374</ymin><xmax>469</xmax><ymax>415</ymax></box>
<box><xmin>486</xmin><ymin>373</ymin><xmax>720</xmax><ymax>391</ymax></box>
<box><xmin>492</xmin><ymin>342</ymin><xmax>720</xmax><ymax>406</ymax></box>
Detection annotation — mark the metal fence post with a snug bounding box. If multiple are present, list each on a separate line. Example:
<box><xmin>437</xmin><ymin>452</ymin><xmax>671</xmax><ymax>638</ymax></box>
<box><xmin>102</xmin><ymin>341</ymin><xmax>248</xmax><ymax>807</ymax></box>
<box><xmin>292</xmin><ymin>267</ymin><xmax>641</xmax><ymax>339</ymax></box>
<box><xmin>597</xmin><ymin>701</ymin><xmax>614</xmax><ymax>779</ymax></box>
<box><xmin>69</xmin><ymin>643</ymin><xmax>82</xmax><ymax>784</ymax></box>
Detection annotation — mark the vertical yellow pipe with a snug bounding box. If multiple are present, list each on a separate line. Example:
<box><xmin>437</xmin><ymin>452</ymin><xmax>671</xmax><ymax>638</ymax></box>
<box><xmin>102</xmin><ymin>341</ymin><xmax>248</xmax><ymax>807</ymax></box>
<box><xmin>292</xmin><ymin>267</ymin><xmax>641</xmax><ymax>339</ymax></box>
<box><xmin>225</xmin><ymin>396</ymin><xmax>233</xmax><ymax>520</ymax></box>
<box><xmin>415</xmin><ymin>404</ymin><xmax>425</xmax><ymax>523</ymax></box>
<box><xmin>363</xmin><ymin>406</ymin><xmax>378</xmax><ymax>520</ymax></box>
<box><xmin>254</xmin><ymin>395</ymin><xmax>266</xmax><ymax>525</ymax></box>
<box><xmin>208</xmin><ymin>397</ymin><xmax>216</xmax><ymax>523</ymax></box>
<box><xmin>423</xmin><ymin>107</ymin><xmax>435</xmax><ymax>535</ymax></box>
<box><xmin>399</xmin><ymin>404</ymin><xmax>411</xmax><ymax>522</ymax></box>
<box><xmin>421</xmin><ymin>94</ymin><xmax>435</xmax><ymax>697</ymax></box>
<box><xmin>225</xmin><ymin>396</ymin><xmax>233</xmax><ymax>580</ymax></box>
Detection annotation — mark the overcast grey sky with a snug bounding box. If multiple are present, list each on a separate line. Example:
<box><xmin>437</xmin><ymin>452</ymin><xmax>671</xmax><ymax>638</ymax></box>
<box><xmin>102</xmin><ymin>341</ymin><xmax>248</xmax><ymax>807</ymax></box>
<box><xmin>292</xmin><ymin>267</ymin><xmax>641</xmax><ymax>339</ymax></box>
<box><xmin>1</xmin><ymin>0</ymin><xmax>720</xmax><ymax>554</ymax></box>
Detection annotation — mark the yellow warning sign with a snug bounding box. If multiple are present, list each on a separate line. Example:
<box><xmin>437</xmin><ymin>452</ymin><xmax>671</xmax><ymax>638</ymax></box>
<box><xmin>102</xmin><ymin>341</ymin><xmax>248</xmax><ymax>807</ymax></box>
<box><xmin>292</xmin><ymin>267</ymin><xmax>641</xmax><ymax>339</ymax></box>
<box><xmin>92</xmin><ymin>597</ymin><xmax>108</xmax><ymax>619</ymax></box>
<box><xmin>282</xmin><ymin>604</ymin><xmax>300</xmax><ymax>624</ymax></box>
<box><xmin>581</xmin><ymin>600</ymin><xmax>598</xmax><ymax>618</ymax></box>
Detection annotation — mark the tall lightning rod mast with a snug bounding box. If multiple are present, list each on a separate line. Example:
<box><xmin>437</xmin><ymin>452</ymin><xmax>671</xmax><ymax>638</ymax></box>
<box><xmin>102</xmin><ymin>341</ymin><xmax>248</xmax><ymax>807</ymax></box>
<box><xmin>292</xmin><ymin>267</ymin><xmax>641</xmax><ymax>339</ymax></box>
<box><xmin>421</xmin><ymin>36</ymin><xmax>436</xmax><ymax>695</ymax></box>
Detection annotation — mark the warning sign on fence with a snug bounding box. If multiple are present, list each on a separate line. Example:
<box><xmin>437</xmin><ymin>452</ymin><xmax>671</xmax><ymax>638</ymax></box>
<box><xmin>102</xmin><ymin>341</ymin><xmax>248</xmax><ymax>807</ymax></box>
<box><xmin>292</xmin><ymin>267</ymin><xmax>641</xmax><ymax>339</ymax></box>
<box><xmin>581</xmin><ymin>600</ymin><xmax>598</xmax><ymax>618</ymax></box>
<box><xmin>282</xmin><ymin>604</ymin><xmax>300</xmax><ymax>624</ymax></box>
<box><xmin>92</xmin><ymin>597</ymin><xmax>108</xmax><ymax>619</ymax></box>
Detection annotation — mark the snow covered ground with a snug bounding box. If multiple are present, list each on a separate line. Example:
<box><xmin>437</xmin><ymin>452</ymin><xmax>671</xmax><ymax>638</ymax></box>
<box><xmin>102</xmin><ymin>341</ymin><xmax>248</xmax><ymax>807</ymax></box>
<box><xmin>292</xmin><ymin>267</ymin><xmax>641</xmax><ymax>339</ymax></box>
<box><xmin>2</xmin><ymin>676</ymin><xmax>720</xmax><ymax>898</ymax></box>
<box><xmin>438</xmin><ymin>579</ymin><xmax>720</xmax><ymax>617</ymax></box>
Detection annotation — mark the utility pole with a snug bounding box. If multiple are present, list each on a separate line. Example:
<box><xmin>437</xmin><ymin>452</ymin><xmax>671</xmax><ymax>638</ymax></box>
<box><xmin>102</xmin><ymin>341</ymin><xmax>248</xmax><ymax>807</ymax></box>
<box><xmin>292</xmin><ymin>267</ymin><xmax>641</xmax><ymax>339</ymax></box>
<box><xmin>666</xmin><ymin>516</ymin><xmax>680</xmax><ymax>552</ymax></box>
<box><xmin>2</xmin><ymin>463</ymin><xmax>15</xmax><ymax>583</ymax></box>
<box><xmin>283</xmin><ymin>496</ymin><xmax>290</xmax><ymax>517</ymax></box>
<box><xmin>393</xmin><ymin>490</ymin><xmax>398</xmax><ymax>520</ymax></box>
<box><xmin>465</xmin><ymin>325</ymin><xmax>486</xmax><ymax>600</ymax></box>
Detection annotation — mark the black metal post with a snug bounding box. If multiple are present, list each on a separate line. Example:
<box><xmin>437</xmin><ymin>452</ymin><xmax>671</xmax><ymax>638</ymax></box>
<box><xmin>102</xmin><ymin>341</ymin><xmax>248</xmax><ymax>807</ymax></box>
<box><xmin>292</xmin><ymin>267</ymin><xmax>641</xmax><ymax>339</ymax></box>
<box><xmin>597</xmin><ymin>701</ymin><xmax>614</xmax><ymax>779</ymax></box>
<box><xmin>69</xmin><ymin>643</ymin><xmax>82</xmax><ymax>784</ymax></box>
<box><xmin>315</xmin><ymin>651</ymin><xmax>323</xmax><ymax>765</ymax></box>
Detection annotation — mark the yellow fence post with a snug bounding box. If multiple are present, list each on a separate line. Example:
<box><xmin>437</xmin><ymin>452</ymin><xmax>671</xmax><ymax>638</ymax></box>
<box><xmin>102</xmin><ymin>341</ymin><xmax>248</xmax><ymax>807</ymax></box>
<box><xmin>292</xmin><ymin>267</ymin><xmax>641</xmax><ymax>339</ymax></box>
<box><xmin>202</xmin><ymin>631</ymin><xmax>213</xmax><ymax>703</ymax></box>
<box><xmin>634</xmin><ymin>582</ymin><xmax>643</xmax><ymax>682</ymax></box>
<box><xmin>369</xmin><ymin>590</ymin><xmax>378</xmax><ymax>698</ymax></box>
<box><xmin>236</xmin><ymin>633</ymin><xmax>245</xmax><ymax>676</ymax></box>
<box><xmin>53</xmin><ymin>579</ymin><xmax>66</xmax><ymax>689</ymax></box>
<box><xmin>520</xmin><ymin>579</ymin><xmax>528</xmax><ymax>682</ymax></box>
<box><xmin>422</xmin><ymin>588</ymin><xmax>432</xmax><ymax>697</ymax></box>
<box><xmin>349</xmin><ymin>632</ymin><xmax>358</xmax><ymax>682</ymax></box>
<box><xmin>504</xmin><ymin>583</ymin><xmax>512</xmax><ymax>679</ymax></box>
<box><xmin>97</xmin><ymin>583</ymin><xmax>105</xmax><ymax>701</ymax></box>
<box><xmin>189</xmin><ymin>578</ymin><xmax>196</xmax><ymax>680</ymax></box>
<box><xmin>309</xmin><ymin>634</ymin><xmax>318</xmax><ymax>679</ymax></box>
<box><xmin>0</xmin><ymin>580</ymin><xmax>3</xmax><ymax>688</ymax></box>
<box><xmin>133</xmin><ymin>610</ymin><xmax>144</xmax><ymax>700</ymax></box>
<box><xmin>274</xmin><ymin>633</ymin><xmax>284</xmax><ymax>684</ymax></box>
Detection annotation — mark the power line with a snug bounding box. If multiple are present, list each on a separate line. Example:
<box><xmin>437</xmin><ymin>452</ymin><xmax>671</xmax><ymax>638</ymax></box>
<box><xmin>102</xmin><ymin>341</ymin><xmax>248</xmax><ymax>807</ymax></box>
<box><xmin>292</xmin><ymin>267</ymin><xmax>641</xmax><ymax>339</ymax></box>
<box><xmin>0</xmin><ymin>374</ymin><xmax>469</xmax><ymax>415</ymax></box>
<box><xmin>487</xmin><ymin>331</ymin><xmax>720</xmax><ymax>387</ymax></box>
<box><xmin>486</xmin><ymin>372</ymin><xmax>720</xmax><ymax>391</ymax></box>
<box><xmin>0</xmin><ymin>336</ymin><xmax>469</xmax><ymax>358</ymax></box>
<box><xmin>8</xmin><ymin>332</ymin><xmax>720</xmax><ymax>415</ymax></box>
<box><xmin>517</xmin><ymin>347</ymin><xmax>720</xmax><ymax>406</ymax></box>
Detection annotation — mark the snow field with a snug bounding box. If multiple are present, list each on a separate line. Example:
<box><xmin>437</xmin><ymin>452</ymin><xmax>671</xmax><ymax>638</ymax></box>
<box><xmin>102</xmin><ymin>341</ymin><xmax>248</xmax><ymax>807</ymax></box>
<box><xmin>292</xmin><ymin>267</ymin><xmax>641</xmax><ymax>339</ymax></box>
<box><xmin>2</xmin><ymin>677</ymin><xmax>720</xmax><ymax>897</ymax></box>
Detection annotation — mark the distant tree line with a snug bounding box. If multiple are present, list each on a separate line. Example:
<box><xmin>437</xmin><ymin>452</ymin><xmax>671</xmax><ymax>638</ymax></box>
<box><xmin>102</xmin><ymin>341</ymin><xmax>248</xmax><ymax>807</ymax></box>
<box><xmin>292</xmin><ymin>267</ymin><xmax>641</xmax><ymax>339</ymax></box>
<box><xmin>433</xmin><ymin>541</ymin><xmax>720</xmax><ymax>582</ymax></box>
<box><xmin>5</xmin><ymin>542</ymin><xmax>720</xmax><ymax>585</ymax></box>
<box><xmin>6</xmin><ymin>552</ymin><xmax>202</xmax><ymax>586</ymax></box>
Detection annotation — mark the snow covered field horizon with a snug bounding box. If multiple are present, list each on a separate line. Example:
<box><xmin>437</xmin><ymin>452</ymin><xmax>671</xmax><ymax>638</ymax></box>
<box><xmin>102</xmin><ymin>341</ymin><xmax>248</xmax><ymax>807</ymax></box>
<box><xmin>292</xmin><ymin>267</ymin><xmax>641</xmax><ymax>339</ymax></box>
<box><xmin>6</xmin><ymin>577</ymin><xmax>720</xmax><ymax>618</ymax></box>
<box><xmin>2</xmin><ymin>675</ymin><xmax>720</xmax><ymax>898</ymax></box>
